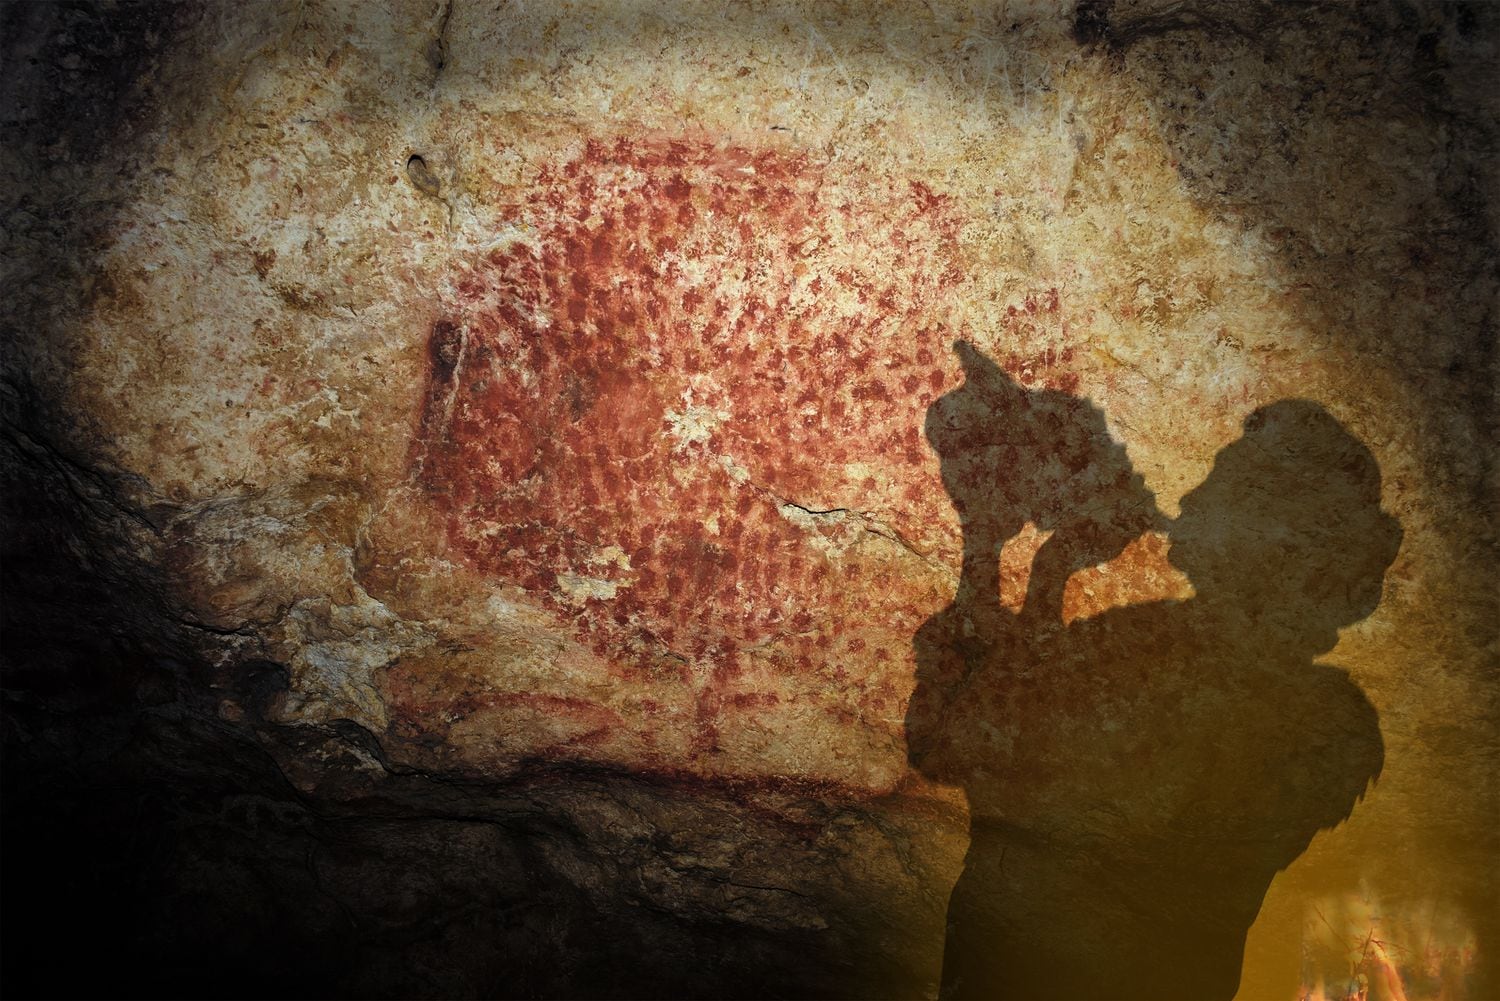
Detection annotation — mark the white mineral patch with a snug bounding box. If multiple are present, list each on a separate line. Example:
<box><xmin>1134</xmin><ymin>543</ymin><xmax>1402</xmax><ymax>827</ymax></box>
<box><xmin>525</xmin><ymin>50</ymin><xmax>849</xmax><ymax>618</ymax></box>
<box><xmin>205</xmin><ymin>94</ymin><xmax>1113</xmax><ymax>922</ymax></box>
<box><xmin>664</xmin><ymin>403</ymin><xmax>728</xmax><ymax>451</ymax></box>
<box><xmin>556</xmin><ymin>573</ymin><xmax>622</xmax><ymax>603</ymax></box>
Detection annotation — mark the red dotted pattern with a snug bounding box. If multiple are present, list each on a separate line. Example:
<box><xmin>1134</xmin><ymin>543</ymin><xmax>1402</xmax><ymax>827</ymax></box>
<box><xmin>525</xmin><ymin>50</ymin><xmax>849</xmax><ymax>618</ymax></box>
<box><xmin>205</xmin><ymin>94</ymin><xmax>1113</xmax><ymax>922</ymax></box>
<box><xmin>407</xmin><ymin>135</ymin><xmax>1087</xmax><ymax>753</ymax></box>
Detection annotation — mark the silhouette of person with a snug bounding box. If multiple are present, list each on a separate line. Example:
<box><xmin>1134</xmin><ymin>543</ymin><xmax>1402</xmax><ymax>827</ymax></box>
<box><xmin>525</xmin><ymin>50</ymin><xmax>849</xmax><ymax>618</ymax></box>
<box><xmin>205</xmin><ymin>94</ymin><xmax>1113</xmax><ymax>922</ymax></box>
<box><xmin>908</xmin><ymin>358</ymin><xmax>1402</xmax><ymax>1000</ymax></box>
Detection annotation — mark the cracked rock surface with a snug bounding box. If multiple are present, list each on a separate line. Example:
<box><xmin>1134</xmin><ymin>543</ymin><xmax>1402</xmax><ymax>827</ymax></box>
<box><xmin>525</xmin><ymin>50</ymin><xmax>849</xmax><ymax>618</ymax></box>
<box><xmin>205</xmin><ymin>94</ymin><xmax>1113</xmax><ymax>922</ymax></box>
<box><xmin>2</xmin><ymin>1</ymin><xmax>1495</xmax><ymax>997</ymax></box>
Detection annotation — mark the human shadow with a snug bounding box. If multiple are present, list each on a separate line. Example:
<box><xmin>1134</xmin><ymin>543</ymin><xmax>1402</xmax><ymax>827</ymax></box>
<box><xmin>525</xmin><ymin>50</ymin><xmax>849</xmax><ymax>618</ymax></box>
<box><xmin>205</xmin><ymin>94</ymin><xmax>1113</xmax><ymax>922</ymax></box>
<box><xmin>906</xmin><ymin>343</ymin><xmax>1402</xmax><ymax>1000</ymax></box>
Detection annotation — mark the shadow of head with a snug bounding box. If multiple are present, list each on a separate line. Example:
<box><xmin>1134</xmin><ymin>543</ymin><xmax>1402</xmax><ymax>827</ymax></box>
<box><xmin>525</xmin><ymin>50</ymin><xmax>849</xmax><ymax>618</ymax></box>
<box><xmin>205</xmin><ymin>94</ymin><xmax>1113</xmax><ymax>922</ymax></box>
<box><xmin>1169</xmin><ymin>400</ymin><xmax>1403</xmax><ymax>655</ymax></box>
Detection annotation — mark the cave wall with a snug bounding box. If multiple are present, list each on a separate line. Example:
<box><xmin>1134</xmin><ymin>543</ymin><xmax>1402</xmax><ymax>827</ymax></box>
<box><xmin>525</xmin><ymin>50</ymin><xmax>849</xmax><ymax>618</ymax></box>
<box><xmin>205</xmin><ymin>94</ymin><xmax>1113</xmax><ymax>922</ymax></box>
<box><xmin>2</xmin><ymin>1</ymin><xmax>1495</xmax><ymax>998</ymax></box>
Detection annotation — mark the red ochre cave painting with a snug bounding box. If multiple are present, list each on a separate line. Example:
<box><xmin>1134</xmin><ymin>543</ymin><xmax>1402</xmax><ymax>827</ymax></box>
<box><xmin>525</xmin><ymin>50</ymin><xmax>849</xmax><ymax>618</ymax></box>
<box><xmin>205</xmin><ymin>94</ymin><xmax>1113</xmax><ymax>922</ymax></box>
<box><xmin>400</xmin><ymin>134</ymin><xmax>1083</xmax><ymax>758</ymax></box>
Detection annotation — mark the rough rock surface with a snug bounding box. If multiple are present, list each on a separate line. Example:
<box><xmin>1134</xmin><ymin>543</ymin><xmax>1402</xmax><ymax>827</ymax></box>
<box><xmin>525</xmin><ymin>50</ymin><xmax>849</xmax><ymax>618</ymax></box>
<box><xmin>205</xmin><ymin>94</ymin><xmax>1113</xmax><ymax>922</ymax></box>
<box><xmin>2</xmin><ymin>1</ymin><xmax>1495</xmax><ymax>998</ymax></box>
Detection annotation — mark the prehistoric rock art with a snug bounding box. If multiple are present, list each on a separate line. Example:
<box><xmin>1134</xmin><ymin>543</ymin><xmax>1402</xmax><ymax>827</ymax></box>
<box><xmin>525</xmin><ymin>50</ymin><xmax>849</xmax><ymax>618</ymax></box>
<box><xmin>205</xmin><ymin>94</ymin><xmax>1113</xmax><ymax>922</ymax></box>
<box><xmin>2</xmin><ymin>2</ymin><xmax>1494</xmax><ymax>998</ymax></box>
<box><xmin>377</xmin><ymin>135</ymin><xmax>968</xmax><ymax>778</ymax></box>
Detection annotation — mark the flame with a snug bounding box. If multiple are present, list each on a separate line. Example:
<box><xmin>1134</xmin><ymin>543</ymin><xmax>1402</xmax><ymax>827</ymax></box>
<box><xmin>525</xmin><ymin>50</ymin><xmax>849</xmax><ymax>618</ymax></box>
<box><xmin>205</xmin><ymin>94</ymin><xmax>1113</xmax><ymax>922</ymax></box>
<box><xmin>1298</xmin><ymin>887</ymin><xmax>1478</xmax><ymax>1001</ymax></box>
